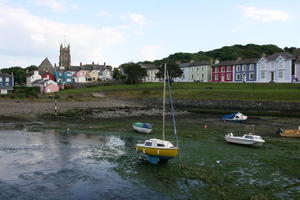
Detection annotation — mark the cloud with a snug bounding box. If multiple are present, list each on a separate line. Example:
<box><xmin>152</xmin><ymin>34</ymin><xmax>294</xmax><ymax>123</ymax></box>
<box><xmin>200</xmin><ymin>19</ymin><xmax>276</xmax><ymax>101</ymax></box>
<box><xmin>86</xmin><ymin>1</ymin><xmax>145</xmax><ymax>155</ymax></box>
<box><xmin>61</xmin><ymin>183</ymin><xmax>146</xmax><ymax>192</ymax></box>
<box><xmin>36</xmin><ymin>0</ymin><xmax>79</xmax><ymax>12</ymax></box>
<box><xmin>238</xmin><ymin>5</ymin><xmax>291</xmax><ymax>22</ymax></box>
<box><xmin>98</xmin><ymin>10</ymin><xmax>111</xmax><ymax>17</ymax></box>
<box><xmin>140</xmin><ymin>45</ymin><xmax>160</xmax><ymax>61</ymax></box>
<box><xmin>122</xmin><ymin>12</ymin><xmax>148</xmax><ymax>26</ymax></box>
<box><xmin>0</xmin><ymin>1</ymin><xmax>127</xmax><ymax>67</ymax></box>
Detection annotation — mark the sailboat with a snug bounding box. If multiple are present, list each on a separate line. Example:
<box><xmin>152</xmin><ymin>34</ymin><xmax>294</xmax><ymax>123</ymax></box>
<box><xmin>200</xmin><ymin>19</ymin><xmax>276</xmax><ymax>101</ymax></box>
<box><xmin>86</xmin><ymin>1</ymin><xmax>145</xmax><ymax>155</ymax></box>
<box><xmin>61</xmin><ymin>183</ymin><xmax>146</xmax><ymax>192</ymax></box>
<box><xmin>135</xmin><ymin>63</ymin><xmax>179</xmax><ymax>164</ymax></box>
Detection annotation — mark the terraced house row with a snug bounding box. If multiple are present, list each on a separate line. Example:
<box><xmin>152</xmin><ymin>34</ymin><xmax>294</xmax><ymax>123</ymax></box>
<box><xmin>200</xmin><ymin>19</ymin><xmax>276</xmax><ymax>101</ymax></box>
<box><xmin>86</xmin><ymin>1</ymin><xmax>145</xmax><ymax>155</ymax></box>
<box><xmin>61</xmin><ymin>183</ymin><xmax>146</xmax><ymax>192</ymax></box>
<box><xmin>143</xmin><ymin>52</ymin><xmax>300</xmax><ymax>83</ymax></box>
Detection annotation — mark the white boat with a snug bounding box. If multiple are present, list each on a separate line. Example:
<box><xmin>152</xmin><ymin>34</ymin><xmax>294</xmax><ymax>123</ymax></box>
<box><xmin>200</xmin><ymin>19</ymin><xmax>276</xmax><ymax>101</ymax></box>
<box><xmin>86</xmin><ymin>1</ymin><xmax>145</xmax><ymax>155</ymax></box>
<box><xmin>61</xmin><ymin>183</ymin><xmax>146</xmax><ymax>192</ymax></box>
<box><xmin>132</xmin><ymin>122</ymin><xmax>152</xmax><ymax>134</ymax></box>
<box><xmin>224</xmin><ymin>133</ymin><xmax>265</xmax><ymax>147</ymax></box>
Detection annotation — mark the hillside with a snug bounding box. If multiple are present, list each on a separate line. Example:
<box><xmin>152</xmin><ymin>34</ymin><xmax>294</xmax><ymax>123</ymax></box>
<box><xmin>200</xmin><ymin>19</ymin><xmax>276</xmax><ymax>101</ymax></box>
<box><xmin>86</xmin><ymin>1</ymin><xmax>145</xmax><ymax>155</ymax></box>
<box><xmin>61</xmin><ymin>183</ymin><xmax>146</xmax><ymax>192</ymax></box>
<box><xmin>140</xmin><ymin>44</ymin><xmax>300</xmax><ymax>65</ymax></box>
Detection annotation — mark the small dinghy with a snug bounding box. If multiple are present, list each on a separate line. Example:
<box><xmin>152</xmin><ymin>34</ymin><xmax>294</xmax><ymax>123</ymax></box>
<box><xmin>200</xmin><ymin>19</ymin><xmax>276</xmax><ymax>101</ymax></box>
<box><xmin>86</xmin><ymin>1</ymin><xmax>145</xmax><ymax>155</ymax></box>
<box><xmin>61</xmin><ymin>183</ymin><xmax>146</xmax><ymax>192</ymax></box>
<box><xmin>223</xmin><ymin>112</ymin><xmax>247</xmax><ymax>122</ymax></box>
<box><xmin>276</xmin><ymin>126</ymin><xmax>300</xmax><ymax>138</ymax></box>
<box><xmin>224</xmin><ymin>133</ymin><xmax>265</xmax><ymax>147</ymax></box>
<box><xmin>132</xmin><ymin>122</ymin><xmax>152</xmax><ymax>134</ymax></box>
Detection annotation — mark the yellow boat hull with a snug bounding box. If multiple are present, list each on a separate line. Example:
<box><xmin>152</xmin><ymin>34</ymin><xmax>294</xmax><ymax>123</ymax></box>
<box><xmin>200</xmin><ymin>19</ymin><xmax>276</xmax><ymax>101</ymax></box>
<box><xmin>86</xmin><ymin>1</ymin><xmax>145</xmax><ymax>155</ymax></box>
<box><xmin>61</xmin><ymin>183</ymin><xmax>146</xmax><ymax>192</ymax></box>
<box><xmin>135</xmin><ymin>146</ymin><xmax>179</xmax><ymax>159</ymax></box>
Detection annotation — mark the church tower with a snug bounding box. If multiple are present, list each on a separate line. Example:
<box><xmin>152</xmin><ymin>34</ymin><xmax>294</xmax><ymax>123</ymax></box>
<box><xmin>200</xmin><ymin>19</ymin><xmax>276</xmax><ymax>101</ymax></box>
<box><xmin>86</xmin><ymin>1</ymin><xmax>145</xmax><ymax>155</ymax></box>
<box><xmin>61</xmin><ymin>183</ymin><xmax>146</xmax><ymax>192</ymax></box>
<box><xmin>59</xmin><ymin>43</ymin><xmax>71</xmax><ymax>68</ymax></box>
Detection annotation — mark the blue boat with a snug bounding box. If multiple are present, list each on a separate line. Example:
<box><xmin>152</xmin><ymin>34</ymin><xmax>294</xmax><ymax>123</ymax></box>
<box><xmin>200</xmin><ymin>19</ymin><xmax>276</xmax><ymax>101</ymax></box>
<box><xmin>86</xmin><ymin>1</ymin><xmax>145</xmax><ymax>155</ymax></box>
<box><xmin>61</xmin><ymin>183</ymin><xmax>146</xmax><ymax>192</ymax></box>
<box><xmin>132</xmin><ymin>122</ymin><xmax>152</xmax><ymax>134</ymax></box>
<box><xmin>223</xmin><ymin>112</ymin><xmax>247</xmax><ymax>122</ymax></box>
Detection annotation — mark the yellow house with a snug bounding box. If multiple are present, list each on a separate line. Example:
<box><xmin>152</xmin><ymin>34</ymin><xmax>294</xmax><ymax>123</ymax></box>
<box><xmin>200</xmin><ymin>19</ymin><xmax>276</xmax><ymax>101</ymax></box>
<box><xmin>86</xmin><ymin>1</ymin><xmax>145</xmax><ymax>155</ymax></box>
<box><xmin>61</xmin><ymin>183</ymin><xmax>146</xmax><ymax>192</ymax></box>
<box><xmin>87</xmin><ymin>70</ymin><xmax>100</xmax><ymax>82</ymax></box>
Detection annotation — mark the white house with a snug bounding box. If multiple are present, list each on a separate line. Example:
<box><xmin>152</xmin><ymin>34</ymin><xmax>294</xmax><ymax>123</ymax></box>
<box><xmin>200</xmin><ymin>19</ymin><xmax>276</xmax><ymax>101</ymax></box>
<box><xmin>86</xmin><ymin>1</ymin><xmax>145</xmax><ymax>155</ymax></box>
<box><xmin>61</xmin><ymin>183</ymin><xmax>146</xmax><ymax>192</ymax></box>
<box><xmin>256</xmin><ymin>52</ymin><xmax>295</xmax><ymax>83</ymax></box>
<box><xmin>26</xmin><ymin>70</ymin><xmax>42</xmax><ymax>87</ymax></box>
<box><xmin>100</xmin><ymin>68</ymin><xmax>112</xmax><ymax>81</ymax></box>
<box><xmin>176</xmin><ymin>61</ymin><xmax>211</xmax><ymax>82</ymax></box>
<box><xmin>142</xmin><ymin>64</ymin><xmax>161</xmax><ymax>82</ymax></box>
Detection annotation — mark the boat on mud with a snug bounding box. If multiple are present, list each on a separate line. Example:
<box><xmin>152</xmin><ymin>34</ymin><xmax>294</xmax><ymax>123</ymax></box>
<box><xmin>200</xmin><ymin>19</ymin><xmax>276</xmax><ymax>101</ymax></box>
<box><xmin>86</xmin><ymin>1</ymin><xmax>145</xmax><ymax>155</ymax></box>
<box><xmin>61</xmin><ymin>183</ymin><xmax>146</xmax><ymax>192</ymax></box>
<box><xmin>223</xmin><ymin>112</ymin><xmax>247</xmax><ymax>122</ymax></box>
<box><xmin>132</xmin><ymin>122</ymin><xmax>152</xmax><ymax>134</ymax></box>
<box><xmin>224</xmin><ymin>133</ymin><xmax>265</xmax><ymax>147</ymax></box>
<box><xmin>135</xmin><ymin>63</ymin><xmax>179</xmax><ymax>164</ymax></box>
<box><xmin>276</xmin><ymin>127</ymin><xmax>300</xmax><ymax>138</ymax></box>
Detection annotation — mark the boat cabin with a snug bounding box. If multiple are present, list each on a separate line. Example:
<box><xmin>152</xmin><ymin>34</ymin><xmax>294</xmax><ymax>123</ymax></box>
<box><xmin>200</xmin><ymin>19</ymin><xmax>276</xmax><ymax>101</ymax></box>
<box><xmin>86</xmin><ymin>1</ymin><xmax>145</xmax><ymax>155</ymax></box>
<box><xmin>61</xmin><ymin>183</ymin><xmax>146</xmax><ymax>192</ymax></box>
<box><xmin>141</xmin><ymin>139</ymin><xmax>175</xmax><ymax>148</ymax></box>
<box><xmin>244</xmin><ymin>135</ymin><xmax>263</xmax><ymax>140</ymax></box>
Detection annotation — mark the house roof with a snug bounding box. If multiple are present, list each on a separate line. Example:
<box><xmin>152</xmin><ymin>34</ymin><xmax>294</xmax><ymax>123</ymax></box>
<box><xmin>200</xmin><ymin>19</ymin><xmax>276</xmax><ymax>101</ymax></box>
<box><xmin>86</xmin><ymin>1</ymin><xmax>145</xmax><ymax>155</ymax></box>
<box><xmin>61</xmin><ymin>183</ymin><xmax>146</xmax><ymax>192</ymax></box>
<box><xmin>179</xmin><ymin>61</ymin><xmax>210</xmax><ymax>68</ymax></box>
<box><xmin>266</xmin><ymin>52</ymin><xmax>295</xmax><ymax>61</ymax></box>
<box><xmin>0</xmin><ymin>85</ymin><xmax>13</xmax><ymax>90</ymax></box>
<box><xmin>236</xmin><ymin>58</ymin><xmax>260</xmax><ymax>65</ymax></box>
<box><xmin>39</xmin><ymin>58</ymin><xmax>54</xmax><ymax>69</ymax></box>
<box><xmin>213</xmin><ymin>60</ymin><xmax>237</xmax><ymax>67</ymax></box>
<box><xmin>0</xmin><ymin>72</ymin><xmax>12</xmax><ymax>78</ymax></box>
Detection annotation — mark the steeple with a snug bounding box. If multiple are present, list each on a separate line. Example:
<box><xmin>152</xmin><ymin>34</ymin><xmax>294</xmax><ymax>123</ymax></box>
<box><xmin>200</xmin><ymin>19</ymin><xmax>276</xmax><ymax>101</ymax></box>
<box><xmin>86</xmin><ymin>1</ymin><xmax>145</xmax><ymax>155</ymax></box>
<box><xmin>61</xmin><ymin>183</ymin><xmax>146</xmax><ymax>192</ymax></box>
<box><xmin>59</xmin><ymin>43</ymin><xmax>71</xmax><ymax>68</ymax></box>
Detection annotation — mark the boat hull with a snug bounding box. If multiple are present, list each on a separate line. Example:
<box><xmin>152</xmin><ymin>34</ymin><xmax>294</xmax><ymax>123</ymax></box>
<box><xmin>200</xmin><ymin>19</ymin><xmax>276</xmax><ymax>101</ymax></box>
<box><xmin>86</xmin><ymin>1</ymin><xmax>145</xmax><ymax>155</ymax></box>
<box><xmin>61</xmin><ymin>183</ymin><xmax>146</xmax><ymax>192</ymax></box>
<box><xmin>135</xmin><ymin>145</ymin><xmax>179</xmax><ymax>159</ymax></box>
<box><xmin>224</xmin><ymin>137</ymin><xmax>264</xmax><ymax>147</ymax></box>
<box><xmin>132</xmin><ymin>126</ymin><xmax>152</xmax><ymax>134</ymax></box>
<box><xmin>280</xmin><ymin>130</ymin><xmax>300</xmax><ymax>138</ymax></box>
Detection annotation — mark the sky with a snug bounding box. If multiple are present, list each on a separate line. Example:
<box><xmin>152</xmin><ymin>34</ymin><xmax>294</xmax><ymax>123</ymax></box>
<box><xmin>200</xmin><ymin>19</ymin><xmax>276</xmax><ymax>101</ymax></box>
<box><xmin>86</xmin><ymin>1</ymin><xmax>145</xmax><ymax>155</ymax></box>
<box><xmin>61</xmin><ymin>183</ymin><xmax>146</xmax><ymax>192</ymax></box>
<box><xmin>0</xmin><ymin>0</ymin><xmax>299</xmax><ymax>69</ymax></box>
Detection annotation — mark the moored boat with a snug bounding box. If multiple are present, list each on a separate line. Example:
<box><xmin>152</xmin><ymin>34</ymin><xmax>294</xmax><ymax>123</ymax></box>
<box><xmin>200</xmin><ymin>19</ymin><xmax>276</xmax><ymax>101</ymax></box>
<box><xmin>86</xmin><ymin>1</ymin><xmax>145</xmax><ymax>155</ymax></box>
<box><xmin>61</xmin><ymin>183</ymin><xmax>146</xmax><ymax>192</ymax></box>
<box><xmin>224</xmin><ymin>133</ymin><xmax>265</xmax><ymax>147</ymax></box>
<box><xmin>132</xmin><ymin>122</ymin><xmax>152</xmax><ymax>134</ymax></box>
<box><xmin>223</xmin><ymin>112</ymin><xmax>247</xmax><ymax>122</ymax></box>
<box><xmin>277</xmin><ymin>127</ymin><xmax>300</xmax><ymax>138</ymax></box>
<box><xmin>135</xmin><ymin>63</ymin><xmax>180</xmax><ymax>164</ymax></box>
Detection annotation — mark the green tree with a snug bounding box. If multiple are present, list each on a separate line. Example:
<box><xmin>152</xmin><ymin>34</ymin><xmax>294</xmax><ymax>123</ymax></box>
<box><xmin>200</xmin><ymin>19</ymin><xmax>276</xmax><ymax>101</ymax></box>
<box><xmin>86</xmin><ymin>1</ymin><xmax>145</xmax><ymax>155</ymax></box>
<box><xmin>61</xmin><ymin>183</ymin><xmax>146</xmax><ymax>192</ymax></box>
<box><xmin>1</xmin><ymin>66</ymin><xmax>26</xmax><ymax>85</ymax></box>
<box><xmin>25</xmin><ymin>65</ymin><xmax>38</xmax><ymax>72</ymax></box>
<box><xmin>121</xmin><ymin>62</ymin><xmax>147</xmax><ymax>84</ymax></box>
<box><xmin>156</xmin><ymin>62</ymin><xmax>183</xmax><ymax>82</ymax></box>
<box><xmin>112</xmin><ymin>68</ymin><xmax>121</xmax><ymax>80</ymax></box>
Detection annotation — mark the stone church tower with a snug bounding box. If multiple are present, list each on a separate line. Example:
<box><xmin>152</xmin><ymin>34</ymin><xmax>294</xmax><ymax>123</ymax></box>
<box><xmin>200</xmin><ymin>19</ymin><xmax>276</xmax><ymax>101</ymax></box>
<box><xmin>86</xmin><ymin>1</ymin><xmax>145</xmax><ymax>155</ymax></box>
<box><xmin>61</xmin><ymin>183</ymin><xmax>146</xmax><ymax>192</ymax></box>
<box><xmin>59</xmin><ymin>43</ymin><xmax>71</xmax><ymax>68</ymax></box>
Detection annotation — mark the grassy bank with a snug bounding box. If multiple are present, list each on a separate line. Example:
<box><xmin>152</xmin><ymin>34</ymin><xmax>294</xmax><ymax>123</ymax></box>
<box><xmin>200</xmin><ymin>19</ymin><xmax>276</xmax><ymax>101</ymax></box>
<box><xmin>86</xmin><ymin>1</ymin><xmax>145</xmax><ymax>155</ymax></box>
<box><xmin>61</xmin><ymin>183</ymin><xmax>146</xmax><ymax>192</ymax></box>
<box><xmin>56</xmin><ymin>82</ymin><xmax>300</xmax><ymax>102</ymax></box>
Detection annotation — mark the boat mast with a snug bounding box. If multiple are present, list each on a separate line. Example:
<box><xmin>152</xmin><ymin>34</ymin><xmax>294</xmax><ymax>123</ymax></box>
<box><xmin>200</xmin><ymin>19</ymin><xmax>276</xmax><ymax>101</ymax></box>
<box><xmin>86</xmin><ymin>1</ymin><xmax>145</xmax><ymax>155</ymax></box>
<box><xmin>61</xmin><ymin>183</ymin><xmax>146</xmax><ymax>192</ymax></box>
<box><xmin>162</xmin><ymin>63</ymin><xmax>167</xmax><ymax>141</ymax></box>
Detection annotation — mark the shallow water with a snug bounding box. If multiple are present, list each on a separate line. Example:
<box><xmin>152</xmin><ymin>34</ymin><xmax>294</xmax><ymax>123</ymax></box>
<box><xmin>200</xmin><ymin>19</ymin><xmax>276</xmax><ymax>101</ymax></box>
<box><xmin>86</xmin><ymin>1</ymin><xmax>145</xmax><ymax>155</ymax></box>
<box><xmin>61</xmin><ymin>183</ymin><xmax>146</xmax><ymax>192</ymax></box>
<box><xmin>0</xmin><ymin>121</ymin><xmax>300</xmax><ymax>200</ymax></box>
<box><xmin>0</xmin><ymin>130</ymin><xmax>168</xmax><ymax>200</ymax></box>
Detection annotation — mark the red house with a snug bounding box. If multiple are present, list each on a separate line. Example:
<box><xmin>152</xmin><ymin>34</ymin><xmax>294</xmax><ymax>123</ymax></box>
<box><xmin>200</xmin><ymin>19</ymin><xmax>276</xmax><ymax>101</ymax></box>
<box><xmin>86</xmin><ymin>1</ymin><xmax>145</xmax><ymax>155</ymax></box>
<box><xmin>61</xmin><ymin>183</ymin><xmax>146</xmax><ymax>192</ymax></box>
<box><xmin>211</xmin><ymin>60</ymin><xmax>236</xmax><ymax>82</ymax></box>
<box><xmin>40</xmin><ymin>72</ymin><xmax>56</xmax><ymax>81</ymax></box>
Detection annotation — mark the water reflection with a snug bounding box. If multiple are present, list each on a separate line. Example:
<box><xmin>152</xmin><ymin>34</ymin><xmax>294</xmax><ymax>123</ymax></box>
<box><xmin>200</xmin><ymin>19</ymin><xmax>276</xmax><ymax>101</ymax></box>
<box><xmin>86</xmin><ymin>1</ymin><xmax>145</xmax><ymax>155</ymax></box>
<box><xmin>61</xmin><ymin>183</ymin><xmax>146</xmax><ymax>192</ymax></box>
<box><xmin>0</xmin><ymin>130</ymin><xmax>165</xmax><ymax>200</ymax></box>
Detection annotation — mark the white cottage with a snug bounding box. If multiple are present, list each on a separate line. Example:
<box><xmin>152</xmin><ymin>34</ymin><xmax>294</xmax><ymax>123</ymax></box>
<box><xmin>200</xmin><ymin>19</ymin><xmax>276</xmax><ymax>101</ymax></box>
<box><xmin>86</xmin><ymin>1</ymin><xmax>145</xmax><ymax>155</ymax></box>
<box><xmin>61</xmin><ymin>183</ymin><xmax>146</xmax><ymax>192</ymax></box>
<box><xmin>142</xmin><ymin>64</ymin><xmax>161</xmax><ymax>82</ymax></box>
<box><xmin>26</xmin><ymin>70</ymin><xmax>42</xmax><ymax>87</ymax></box>
<box><xmin>256</xmin><ymin>52</ymin><xmax>295</xmax><ymax>83</ymax></box>
<box><xmin>176</xmin><ymin>61</ymin><xmax>211</xmax><ymax>82</ymax></box>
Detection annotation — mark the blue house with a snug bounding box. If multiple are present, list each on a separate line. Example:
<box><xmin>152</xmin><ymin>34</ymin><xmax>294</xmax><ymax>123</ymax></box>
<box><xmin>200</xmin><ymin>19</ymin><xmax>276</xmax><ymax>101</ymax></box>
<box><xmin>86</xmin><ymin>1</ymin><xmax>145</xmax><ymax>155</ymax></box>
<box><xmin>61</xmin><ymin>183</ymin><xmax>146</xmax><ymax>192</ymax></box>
<box><xmin>0</xmin><ymin>72</ymin><xmax>14</xmax><ymax>94</ymax></box>
<box><xmin>54</xmin><ymin>70</ymin><xmax>74</xmax><ymax>84</ymax></box>
<box><xmin>234</xmin><ymin>58</ymin><xmax>259</xmax><ymax>82</ymax></box>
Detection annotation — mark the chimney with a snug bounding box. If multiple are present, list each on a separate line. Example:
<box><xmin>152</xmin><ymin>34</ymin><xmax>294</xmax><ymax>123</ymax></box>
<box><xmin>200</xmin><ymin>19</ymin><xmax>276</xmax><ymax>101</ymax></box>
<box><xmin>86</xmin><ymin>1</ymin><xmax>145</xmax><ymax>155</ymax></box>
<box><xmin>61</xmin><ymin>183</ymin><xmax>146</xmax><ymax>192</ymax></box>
<box><xmin>80</xmin><ymin>62</ymin><xmax>82</xmax><ymax>66</ymax></box>
<box><xmin>92</xmin><ymin>61</ymin><xmax>94</xmax><ymax>65</ymax></box>
<box><xmin>261</xmin><ymin>53</ymin><xmax>266</xmax><ymax>58</ymax></box>
<box><xmin>214</xmin><ymin>59</ymin><xmax>220</xmax><ymax>64</ymax></box>
<box><xmin>104</xmin><ymin>62</ymin><xmax>106</xmax><ymax>66</ymax></box>
<box><xmin>189</xmin><ymin>60</ymin><xmax>194</xmax><ymax>63</ymax></box>
<box><xmin>236</xmin><ymin>57</ymin><xmax>242</xmax><ymax>62</ymax></box>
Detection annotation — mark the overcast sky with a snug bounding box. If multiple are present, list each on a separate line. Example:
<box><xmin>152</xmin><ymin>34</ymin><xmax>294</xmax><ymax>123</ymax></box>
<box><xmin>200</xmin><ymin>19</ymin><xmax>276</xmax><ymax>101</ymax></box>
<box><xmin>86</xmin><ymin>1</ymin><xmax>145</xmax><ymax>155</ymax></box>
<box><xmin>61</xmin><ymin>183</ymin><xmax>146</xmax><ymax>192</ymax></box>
<box><xmin>0</xmin><ymin>0</ymin><xmax>299</xmax><ymax>68</ymax></box>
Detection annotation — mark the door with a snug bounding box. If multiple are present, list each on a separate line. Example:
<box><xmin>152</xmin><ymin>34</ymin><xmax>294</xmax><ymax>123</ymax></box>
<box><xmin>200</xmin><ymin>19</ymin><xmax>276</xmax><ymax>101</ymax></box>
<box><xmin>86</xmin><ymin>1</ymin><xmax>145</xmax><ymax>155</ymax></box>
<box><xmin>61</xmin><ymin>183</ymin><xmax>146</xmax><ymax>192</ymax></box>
<box><xmin>271</xmin><ymin>72</ymin><xmax>275</xmax><ymax>82</ymax></box>
<box><xmin>242</xmin><ymin>73</ymin><xmax>246</xmax><ymax>82</ymax></box>
<box><xmin>221</xmin><ymin>74</ymin><xmax>225</xmax><ymax>82</ymax></box>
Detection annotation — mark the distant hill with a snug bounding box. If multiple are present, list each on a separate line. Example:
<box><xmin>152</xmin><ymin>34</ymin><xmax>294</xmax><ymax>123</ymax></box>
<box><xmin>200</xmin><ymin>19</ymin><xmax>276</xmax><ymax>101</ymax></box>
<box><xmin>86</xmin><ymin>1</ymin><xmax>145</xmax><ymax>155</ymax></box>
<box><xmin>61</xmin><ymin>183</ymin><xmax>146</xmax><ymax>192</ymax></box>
<box><xmin>139</xmin><ymin>44</ymin><xmax>300</xmax><ymax>65</ymax></box>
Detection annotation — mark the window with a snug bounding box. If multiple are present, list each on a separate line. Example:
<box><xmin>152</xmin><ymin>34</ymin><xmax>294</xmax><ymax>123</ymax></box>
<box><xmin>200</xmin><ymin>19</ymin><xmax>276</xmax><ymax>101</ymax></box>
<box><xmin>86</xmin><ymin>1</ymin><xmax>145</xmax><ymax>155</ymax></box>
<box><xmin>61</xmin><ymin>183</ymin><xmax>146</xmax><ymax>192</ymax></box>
<box><xmin>0</xmin><ymin>77</ymin><xmax>2</xmax><ymax>82</ymax></box>
<box><xmin>278</xmin><ymin>61</ymin><xmax>284</xmax><ymax>69</ymax></box>
<box><xmin>157</xmin><ymin>143</ymin><xmax>165</xmax><ymax>147</ymax></box>
<box><xmin>192</xmin><ymin>74</ymin><xmax>194</xmax><ymax>79</ymax></box>
<box><xmin>5</xmin><ymin>77</ymin><xmax>9</xmax><ymax>82</ymax></box>
<box><xmin>249</xmin><ymin>64</ymin><xmax>254</xmax><ymax>71</ymax></box>
<box><xmin>236</xmin><ymin>73</ymin><xmax>240</xmax><ymax>80</ymax></box>
<box><xmin>227</xmin><ymin>66</ymin><xmax>231</xmax><ymax>72</ymax></box>
<box><xmin>261</xmin><ymin>63</ymin><xmax>265</xmax><ymax>69</ymax></box>
<box><xmin>242</xmin><ymin>65</ymin><xmax>247</xmax><ymax>71</ymax></box>
<box><xmin>270</xmin><ymin>62</ymin><xmax>275</xmax><ymax>70</ymax></box>
<box><xmin>215</xmin><ymin>74</ymin><xmax>219</xmax><ymax>81</ymax></box>
<box><xmin>215</xmin><ymin>67</ymin><xmax>218</xmax><ymax>73</ymax></box>
<box><xmin>145</xmin><ymin>142</ymin><xmax>152</xmax><ymax>146</ymax></box>
<box><xmin>279</xmin><ymin>71</ymin><xmax>284</xmax><ymax>79</ymax></box>
<box><xmin>226</xmin><ymin>73</ymin><xmax>231</xmax><ymax>80</ymax></box>
<box><xmin>236</xmin><ymin>65</ymin><xmax>240</xmax><ymax>71</ymax></box>
<box><xmin>261</xmin><ymin>72</ymin><xmax>265</xmax><ymax>79</ymax></box>
<box><xmin>201</xmin><ymin>73</ymin><xmax>204</xmax><ymax>79</ymax></box>
<box><xmin>249</xmin><ymin>73</ymin><xmax>255</xmax><ymax>80</ymax></box>
<box><xmin>222</xmin><ymin>67</ymin><xmax>225</xmax><ymax>72</ymax></box>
